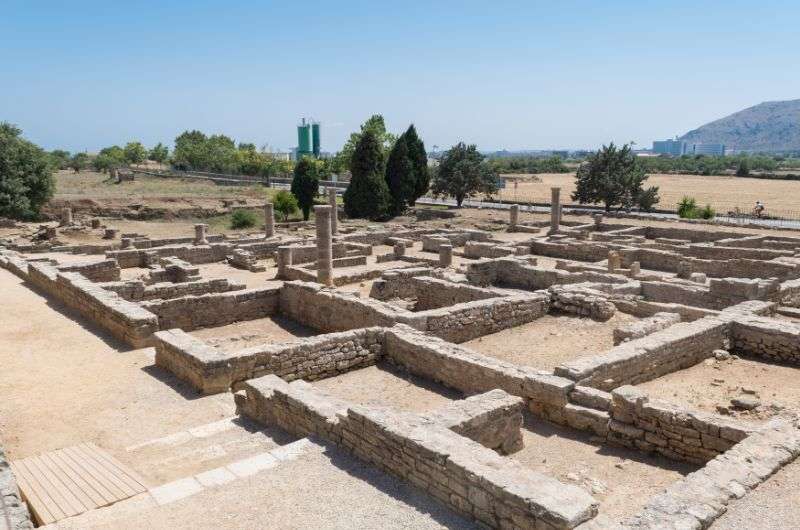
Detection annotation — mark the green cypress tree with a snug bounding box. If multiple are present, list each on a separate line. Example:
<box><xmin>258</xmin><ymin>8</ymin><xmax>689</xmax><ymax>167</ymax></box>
<box><xmin>403</xmin><ymin>125</ymin><xmax>429</xmax><ymax>205</ymax></box>
<box><xmin>384</xmin><ymin>134</ymin><xmax>416</xmax><ymax>214</ymax></box>
<box><xmin>291</xmin><ymin>157</ymin><xmax>319</xmax><ymax>220</ymax></box>
<box><xmin>343</xmin><ymin>130</ymin><xmax>391</xmax><ymax>220</ymax></box>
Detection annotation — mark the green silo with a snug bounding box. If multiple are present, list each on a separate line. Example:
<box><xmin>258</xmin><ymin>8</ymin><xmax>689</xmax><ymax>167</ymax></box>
<box><xmin>312</xmin><ymin>122</ymin><xmax>321</xmax><ymax>157</ymax></box>
<box><xmin>297</xmin><ymin>118</ymin><xmax>312</xmax><ymax>158</ymax></box>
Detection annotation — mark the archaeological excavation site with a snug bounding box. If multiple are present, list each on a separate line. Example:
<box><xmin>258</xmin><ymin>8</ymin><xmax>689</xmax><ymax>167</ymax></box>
<box><xmin>3</xmin><ymin>192</ymin><xmax>800</xmax><ymax>530</ymax></box>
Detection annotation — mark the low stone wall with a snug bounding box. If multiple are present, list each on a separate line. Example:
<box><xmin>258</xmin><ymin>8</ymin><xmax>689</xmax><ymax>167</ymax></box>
<box><xmin>236</xmin><ymin>375</ymin><xmax>598</xmax><ymax>529</ymax></box>
<box><xmin>414</xmin><ymin>276</ymin><xmax>501</xmax><ymax>311</ymax></box>
<box><xmin>369</xmin><ymin>268</ymin><xmax>433</xmax><ymax>300</ymax></box>
<box><xmin>280</xmin><ymin>281</ymin><xmax>548</xmax><ymax>344</ymax></box>
<box><xmin>107</xmin><ymin>242</ymin><xmax>232</xmax><ymax>268</ymax></box>
<box><xmin>426</xmin><ymin>389</ymin><xmax>524</xmax><ymax>455</ymax></box>
<box><xmin>100</xmin><ymin>278</ymin><xmax>244</xmax><ymax>301</ymax></box>
<box><xmin>608</xmin><ymin>386</ymin><xmax>753</xmax><ymax>464</ymax></box>
<box><xmin>56</xmin><ymin>258</ymin><xmax>121</xmax><ymax>282</ymax></box>
<box><xmin>730</xmin><ymin>316</ymin><xmax>800</xmax><ymax>365</ymax></box>
<box><xmin>555</xmin><ymin>317</ymin><xmax>729</xmax><ymax>391</ymax></box>
<box><xmin>612</xmin><ymin>312</ymin><xmax>681</xmax><ymax>344</ymax></box>
<box><xmin>154</xmin><ymin>327</ymin><xmax>385</xmax><ymax>394</ymax></box>
<box><xmin>548</xmin><ymin>284</ymin><xmax>616</xmax><ymax>320</ymax></box>
<box><xmin>383</xmin><ymin>325</ymin><xmax>575</xmax><ymax>419</ymax></box>
<box><xmin>27</xmin><ymin>263</ymin><xmax>158</xmax><ymax>347</ymax></box>
<box><xmin>622</xmin><ymin>417</ymin><xmax>800</xmax><ymax>529</ymax></box>
<box><xmin>280</xmin><ymin>281</ymin><xmax>419</xmax><ymax>332</ymax></box>
<box><xmin>0</xmin><ymin>443</ymin><xmax>34</xmax><ymax>529</ymax></box>
<box><xmin>141</xmin><ymin>287</ymin><xmax>279</xmax><ymax>331</ymax></box>
<box><xmin>462</xmin><ymin>241</ymin><xmax>516</xmax><ymax>259</ymax></box>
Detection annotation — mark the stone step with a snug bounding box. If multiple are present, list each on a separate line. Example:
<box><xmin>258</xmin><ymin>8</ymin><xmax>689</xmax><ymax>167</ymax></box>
<box><xmin>121</xmin><ymin>416</ymin><xmax>289</xmax><ymax>485</ymax></box>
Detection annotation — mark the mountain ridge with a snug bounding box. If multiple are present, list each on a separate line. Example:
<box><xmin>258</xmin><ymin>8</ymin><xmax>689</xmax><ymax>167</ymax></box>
<box><xmin>679</xmin><ymin>99</ymin><xmax>800</xmax><ymax>152</ymax></box>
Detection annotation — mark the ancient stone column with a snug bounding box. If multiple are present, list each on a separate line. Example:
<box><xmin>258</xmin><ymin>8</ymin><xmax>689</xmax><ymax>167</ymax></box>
<box><xmin>439</xmin><ymin>244</ymin><xmax>453</xmax><ymax>268</ymax></box>
<box><xmin>509</xmin><ymin>204</ymin><xmax>519</xmax><ymax>231</ymax></box>
<box><xmin>264</xmin><ymin>202</ymin><xmax>275</xmax><ymax>238</ymax></box>
<box><xmin>194</xmin><ymin>223</ymin><xmax>209</xmax><ymax>245</ymax></box>
<box><xmin>277</xmin><ymin>246</ymin><xmax>293</xmax><ymax>279</ymax></box>
<box><xmin>327</xmin><ymin>188</ymin><xmax>339</xmax><ymax>235</ymax></box>
<box><xmin>61</xmin><ymin>207</ymin><xmax>73</xmax><ymax>226</ymax></box>
<box><xmin>121</xmin><ymin>237</ymin><xmax>134</xmax><ymax>249</ymax></box>
<box><xmin>394</xmin><ymin>242</ymin><xmax>406</xmax><ymax>258</ymax></box>
<box><xmin>549</xmin><ymin>188</ymin><xmax>561</xmax><ymax>234</ymax></box>
<box><xmin>593</xmin><ymin>213</ymin><xmax>604</xmax><ymax>229</ymax></box>
<box><xmin>315</xmin><ymin>205</ymin><xmax>333</xmax><ymax>286</ymax></box>
<box><xmin>629</xmin><ymin>261</ymin><xmax>641</xmax><ymax>276</ymax></box>
<box><xmin>607</xmin><ymin>251</ymin><xmax>621</xmax><ymax>272</ymax></box>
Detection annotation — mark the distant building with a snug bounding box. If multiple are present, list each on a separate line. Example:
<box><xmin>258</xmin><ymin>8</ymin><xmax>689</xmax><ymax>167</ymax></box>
<box><xmin>652</xmin><ymin>139</ymin><xmax>688</xmax><ymax>156</ymax></box>
<box><xmin>691</xmin><ymin>143</ymin><xmax>726</xmax><ymax>156</ymax></box>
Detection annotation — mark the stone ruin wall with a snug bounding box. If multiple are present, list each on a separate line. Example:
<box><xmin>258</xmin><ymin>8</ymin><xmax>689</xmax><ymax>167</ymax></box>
<box><xmin>235</xmin><ymin>375</ymin><xmax>598</xmax><ymax>530</ymax></box>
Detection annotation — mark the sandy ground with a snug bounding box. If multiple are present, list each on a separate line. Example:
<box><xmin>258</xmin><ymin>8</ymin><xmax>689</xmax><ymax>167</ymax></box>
<box><xmin>712</xmin><ymin>458</ymin><xmax>800</xmax><ymax>529</ymax></box>
<box><xmin>496</xmin><ymin>172</ymin><xmax>800</xmax><ymax>214</ymax></box>
<box><xmin>312</xmin><ymin>364</ymin><xmax>462</xmax><ymax>414</ymax></box>
<box><xmin>511</xmin><ymin>416</ymin><xmax>696</xmax><ymax>523</ymax></box>
<box><xmin>190</xmin><ymin>316</ymin><xmax>317</xmax><ymax>352</ymax></box>
<box><xmin>636</xmin><ymin>356</ymin><xmax>800</xmax><ymax>425</ymax></box>
<box><xmin>51</xmin><ymin>440</ymin><xmax>476</xmax><ymax>530</ymax></box>
<box><xmin>464</xmin><ymin>313</ymin><xmax>639</xmax><ymax>371</ymax></box>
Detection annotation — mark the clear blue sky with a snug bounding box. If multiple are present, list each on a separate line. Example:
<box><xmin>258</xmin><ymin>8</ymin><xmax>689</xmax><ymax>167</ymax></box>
<box><xmin>2</xmin><ymin>0</ymin><xmax>798</xmax><ymax>153</ymax></box>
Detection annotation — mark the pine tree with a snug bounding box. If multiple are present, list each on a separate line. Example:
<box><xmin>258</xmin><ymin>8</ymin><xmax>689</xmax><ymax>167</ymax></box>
<box><xmin>291</xmin><ymin>157</ymin><xmax>319</xmax><ymax>220</ymax></box>
<box><xmin>572</xmin><ymin>143</ymin><xmax>659</xmax><ymax>212</ymax></box>
<box><xmin>343</xmin><ymin>130</ymin><xmax>391</xmax><ymax>220</ymax></box>
<box><xmin>403</xmin><ymin>125</ymin><xmax>429</xmax><ymax>204</ymax></box>
<box><xmin>384</xmin><ymin>134</ymin><xmax>416</xmax><ymax>214</ymax></box>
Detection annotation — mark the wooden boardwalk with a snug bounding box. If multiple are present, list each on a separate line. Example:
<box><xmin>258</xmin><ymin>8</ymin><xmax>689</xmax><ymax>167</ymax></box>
<box><xmin>10</xmin><ymin>443</ymin><xmax>147</xmax><ymax>525</ymax></box>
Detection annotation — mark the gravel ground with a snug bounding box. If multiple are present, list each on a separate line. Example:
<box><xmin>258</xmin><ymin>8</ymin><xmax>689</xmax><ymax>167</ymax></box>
<box><xmin>712</xmin><ymin>458</ymin><xmax>800</xmax><ymax>529</ymax></box>
<box><xmin>464</xmin><ymin>313</ymin><xmax>638</xmax><ymax>371</ymax></box>
<box><xmin>636</xmin><ymin>355</ymin><xmax>800</xmax><ymax>426</ymax></box>
<box><xmin>51</xmin><ymin>440</ymin><xmax>477</xmax><ymax>530</ymax></box>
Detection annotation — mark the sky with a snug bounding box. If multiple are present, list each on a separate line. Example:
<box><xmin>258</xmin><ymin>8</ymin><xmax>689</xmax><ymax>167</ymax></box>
<box><xmin>2</xmin><ymin>0</ymin><xmax>799</xmax><ymax>154</ymax></box>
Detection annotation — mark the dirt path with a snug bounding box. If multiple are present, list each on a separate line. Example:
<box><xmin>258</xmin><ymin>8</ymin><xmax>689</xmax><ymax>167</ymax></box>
<box><xmin>0</xmin><ymin>268</ymin><xmax>233</xmax><ymax>463</ymax></box>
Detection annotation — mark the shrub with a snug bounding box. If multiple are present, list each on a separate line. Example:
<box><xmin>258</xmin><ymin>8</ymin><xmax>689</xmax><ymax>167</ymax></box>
<box><xmin>0</xmin><ymin>123</ymin><xmax>55</xmax><ymax>220</ymax></box>
<box><xmin>677</xmin><ymin>196</ymin><xmax>698</xmax><ymax>219</ymax></box>
<box><xmin>699</xmin><ymin>204</ymin><xmax>715</xmax><ymax>219</ymax></box>
<box><xmin>272</xmin><ymin>190</ymin><xmax>298</xmax><ymax>221</ymax></box>
<box><xmin>230</xmin><ymin>209</ymin><xmax>257</xmax><ymax>229</ymax></box>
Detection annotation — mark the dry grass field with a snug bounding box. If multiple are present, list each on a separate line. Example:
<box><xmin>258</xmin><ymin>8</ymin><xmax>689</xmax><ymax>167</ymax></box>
<box><xmin>497</xmin><ymin>173</ymin><xmax>800</xmax><ymax>217</ymax></box>
<box><xmin>55</xmin><ymin>170</ymin><xmax>272</xmax><ymax>200</ymax></box>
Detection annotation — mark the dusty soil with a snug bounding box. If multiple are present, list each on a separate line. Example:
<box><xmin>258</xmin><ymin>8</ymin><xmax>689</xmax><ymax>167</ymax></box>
<box><xmin>52</xmin><ymin>441</ymin><xmax>476</xmax><ymax>530</ymax></box>
<box><xmin>464</xmin><ymin>313</ymin><xmax>639</xmax><ymax>371</ymax></box>
<box><xmin>190</xmin><ymin>316</ymin><xmax>317</xmax><ymax>353</ymax></box>
<box><xmin>511</xmin><ymin>416</ymin><xmax>696</xmax><ymax>523</ymax></box>
<box><xmin>495</xmin><ymin>172</ymin><xmax>800</xmax><ymax>214</ymax></box>
<box><xmin>635</xmin><ymin>356</ymin><xmax>800</xmax><ymax>425</ymax></box>
<box><xmin>312</xmin><ymin>364</ymin><xmax>462</xmax><ymax>414</ymax></box>
<box><xmin>712</xmin><ymin>458</ymin><xmax>800</xmax><ymax>529</ymax></box>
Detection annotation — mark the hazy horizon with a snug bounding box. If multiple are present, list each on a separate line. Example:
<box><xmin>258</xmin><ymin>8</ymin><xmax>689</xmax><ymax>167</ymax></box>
<box><xmin>3</xmin><ymin>0</ymin><xmax>799</xmax><ymax>154</ymax></box>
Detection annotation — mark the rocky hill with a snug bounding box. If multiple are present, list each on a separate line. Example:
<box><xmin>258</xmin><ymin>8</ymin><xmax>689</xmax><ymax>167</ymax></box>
<box><xmin>680</xmin><ymin>99</ymin><xmax>800</xmax><ymax>152</ymax></box>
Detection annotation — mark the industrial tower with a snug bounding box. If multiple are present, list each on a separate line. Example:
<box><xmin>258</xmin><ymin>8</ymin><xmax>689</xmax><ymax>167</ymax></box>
<box><xmin>296</xmin><ymin>118</ymin><xmax>321</xmax><ymax>159</ymax></box>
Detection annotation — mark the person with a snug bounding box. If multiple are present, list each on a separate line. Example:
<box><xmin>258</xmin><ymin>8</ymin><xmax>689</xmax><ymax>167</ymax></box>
<box><xmin>754</xmin><ymin>201</ymin><xmax>765</xmax><ymax>217</ymax></box>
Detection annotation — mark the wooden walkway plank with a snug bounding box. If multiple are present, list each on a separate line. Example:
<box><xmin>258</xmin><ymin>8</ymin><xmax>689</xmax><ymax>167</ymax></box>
<box><xmin>10</xmin><ymin>459</ymin><xmax>64</xmax><ymax>524</ymax></box>
<box><xmin>71</xmin><ymin>444</ymin><xmax>138</xmax><ymax>498</ymax></box>
<box><xmin>60</xmin><ymin>445</ymin><xmax>128</xmax><ymax>500</ymax></box>
<box><xmin>55</xmin><ymin>447</ymin><xmax>118</xmax><ymax>504</ymax></box>
<box><xmin>11</xmin><ymin>443</ymin><xmax>150</xmax><ymax>524</ymax></box>
<box><xmin>39</xmin><ymin>451</ymin><xmax>99</xmax><ymax>510</ymax></box>
<box><xmin>22</xmin><ymin>455</ymin><xmax>84</xmax><ymax>517</ymax></box>
<box><xmin>84</xmin><ymin>443</ymin><xmax>147</xmax><ymax>491</ymax></box>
